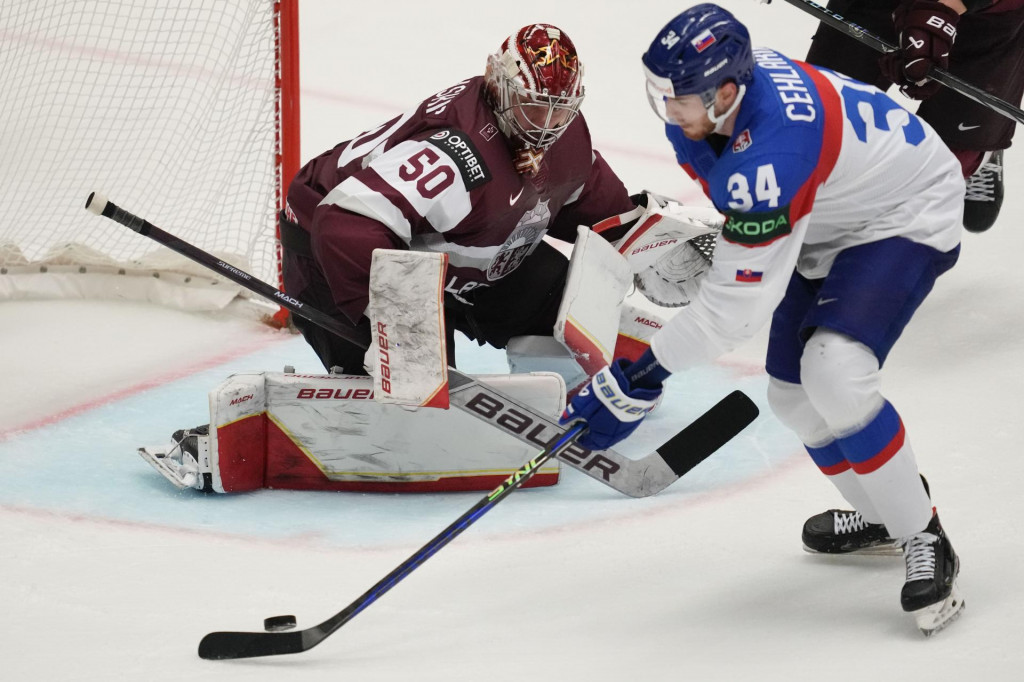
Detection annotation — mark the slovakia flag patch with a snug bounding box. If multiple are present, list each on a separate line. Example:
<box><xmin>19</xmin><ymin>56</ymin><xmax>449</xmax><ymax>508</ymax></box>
<box><xmin>732</xmin><ymin>129</ymin><xmax>752</xmax><ymax>153</ymax></box>
<box><xmin>736</xmin><ymin>269</ymin><xmax>763</xmax><ymax>283</ymax></box>
<box><xmin>691</xmin><ymin>29</ymin><xmax>716</xmax><ymax>53</ymax></box>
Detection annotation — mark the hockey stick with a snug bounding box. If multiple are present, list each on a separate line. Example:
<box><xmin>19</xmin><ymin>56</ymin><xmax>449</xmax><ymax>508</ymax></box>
<box><xmin>85</xmin><ymin>192</ymin><xmax>759</xmax><ymax>498</ymax></box>
<box><xmin>197</xmin><ymin>387</ymin><xmax>752</xmax><ymax>659</ymax></box>
<box><xmin>197</xmin><ymin>422</ymin><xmax>582</xmax><ymax>659</ymax></box>
<box><xmin>778</xmin><ymin>0</ymin><xmax>1024</xmax><ymax>125</ymax></box>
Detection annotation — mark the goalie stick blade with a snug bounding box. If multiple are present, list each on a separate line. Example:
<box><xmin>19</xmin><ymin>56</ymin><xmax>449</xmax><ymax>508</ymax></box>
<box><xmin>659</xmin><ymin>390</ymin><xmax>759</xmax><ymax>478</ymax></box>
<box><xmin>198</xmin><ymin>629</ymin><xmax>314</xmax><ymax>660</ymax></box>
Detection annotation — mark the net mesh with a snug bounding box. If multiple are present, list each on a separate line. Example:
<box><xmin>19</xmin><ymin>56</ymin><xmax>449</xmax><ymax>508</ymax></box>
<box><xmin>0</xmin><ymin>0</ymin><xmax>283</xmax><ymax>292</ymax></box>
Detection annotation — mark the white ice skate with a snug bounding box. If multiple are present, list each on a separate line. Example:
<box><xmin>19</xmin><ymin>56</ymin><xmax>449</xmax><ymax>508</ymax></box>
<box><xmin>138</xmin><ymin>425</ymin><xmax>213</xmax><ymax>492</ymax></box>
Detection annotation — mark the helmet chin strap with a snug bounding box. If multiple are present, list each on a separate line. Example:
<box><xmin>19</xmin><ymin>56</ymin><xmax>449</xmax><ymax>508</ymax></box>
<box><xmin>706</xmin><ymin>84</ymin><xmax>746</xmax><ymax>135</ymax></box>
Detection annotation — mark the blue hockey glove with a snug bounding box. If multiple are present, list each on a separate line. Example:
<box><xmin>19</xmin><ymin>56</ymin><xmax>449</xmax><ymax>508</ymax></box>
<box><xmin>559</xmin><ymin>355</ymin><xmax>666</xmax><ymax>451</ymax></box>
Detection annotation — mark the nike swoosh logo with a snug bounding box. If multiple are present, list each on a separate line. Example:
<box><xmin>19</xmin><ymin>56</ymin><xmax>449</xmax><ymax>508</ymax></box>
<box><xmin>818</xmin><ymin>297</ymin><xmax>839</xmax><ymax>305</ymax></box>
<box><xmin>958</xmin><ymin>123</ymin><xmax>981</xmax><ymax>131</ymax></box>
<box><xmin>509</xmin><ymin>186</ymin><xmax>524</xmax><ymax>205</ymax></box>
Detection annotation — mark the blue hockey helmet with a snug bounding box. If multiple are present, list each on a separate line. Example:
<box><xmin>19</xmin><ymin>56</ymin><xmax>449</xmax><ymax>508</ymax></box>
<box><xmin>642</xmin><ymin>4</ymin><xmax>754</xmax><ymax>118</ymax></box>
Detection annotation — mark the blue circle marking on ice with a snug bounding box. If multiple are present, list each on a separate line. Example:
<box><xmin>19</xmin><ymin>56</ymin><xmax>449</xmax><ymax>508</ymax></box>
<box><xmin>0</xmin><ymin>336</ymin><xmax>798</xmax><ymax>549</ymax></box>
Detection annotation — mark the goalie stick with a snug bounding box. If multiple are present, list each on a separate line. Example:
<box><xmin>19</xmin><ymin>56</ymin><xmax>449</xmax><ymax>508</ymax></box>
<box><xmin>778</xmin><ymin>0</ymin><xmax>1024</xmax><ymax>126</ymax></box>
<box><xmin>195</xmin><ymin>390</ymin><xmax>754</xmax><ymax>660</ymax></box>
<box><xmin>84</xmin><ymin>192</ymin><xmax>758</xmax><ymax>498</ymax></box>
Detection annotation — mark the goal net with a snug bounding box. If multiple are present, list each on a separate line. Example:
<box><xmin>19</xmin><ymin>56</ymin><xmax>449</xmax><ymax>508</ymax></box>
<box><xmin>0</xmin><ymin>0</ymin><xmax>299</xmax><ymax>319</ymax></box>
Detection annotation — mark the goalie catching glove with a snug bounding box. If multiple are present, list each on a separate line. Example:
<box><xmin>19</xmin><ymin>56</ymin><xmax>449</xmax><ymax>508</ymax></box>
<box><xmin>596</xmin><ymin>191</ymin><xmax>723</xmax><ymax>308</ymax></box>
<box><xmin>559</xmin><ymin>348</ymin><xmax>670</xmax><ymax>451</ymax></box>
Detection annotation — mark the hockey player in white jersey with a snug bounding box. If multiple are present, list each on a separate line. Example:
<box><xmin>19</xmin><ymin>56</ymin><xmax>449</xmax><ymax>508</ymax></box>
<box><xmin>559</xmin><ymin>4</ymin><xmax>965</xmax><ymax>634</ymax></box>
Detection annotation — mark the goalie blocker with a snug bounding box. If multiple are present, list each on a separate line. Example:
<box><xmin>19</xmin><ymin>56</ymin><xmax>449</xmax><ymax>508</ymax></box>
<box><xmin>139</xmin><ymin>370</ymin><xmax>567</xmax><ymax>493</ymax></box>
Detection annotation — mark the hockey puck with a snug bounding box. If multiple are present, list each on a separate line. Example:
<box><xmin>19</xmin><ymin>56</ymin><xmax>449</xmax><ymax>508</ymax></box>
<box><xmin>263</xmin><ymin>615</ymin><xmax>297</xmax><ymax>632</ymax></box>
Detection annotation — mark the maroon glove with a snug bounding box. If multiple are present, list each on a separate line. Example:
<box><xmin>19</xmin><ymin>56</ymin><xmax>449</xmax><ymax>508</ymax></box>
<box><xmin>879</xmin><ymin>0</ymin><xmax>960</xmax><ymax>100</ymax></box>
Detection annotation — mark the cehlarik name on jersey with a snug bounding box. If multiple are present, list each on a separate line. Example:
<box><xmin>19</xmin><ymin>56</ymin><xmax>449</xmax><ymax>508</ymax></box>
<box><xmin>753</xmin><ymin>49</ymin><xmax>816</xmax><ymax>123</ymax></box>
<box><xmin>427</xmin><ymin>129</ymin><xmax>490</xmax><ymax>189</ymax></box>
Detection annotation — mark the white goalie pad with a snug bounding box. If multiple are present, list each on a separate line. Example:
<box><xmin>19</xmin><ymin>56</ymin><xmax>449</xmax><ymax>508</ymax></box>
<box><xmin>614</xmin><ymin>302</ymin><xmax>670</xmax><ymax>363</ymax></box>
<box><xmin>367</xmin><ymin>248</ymin><xmax>449</xmax><ymax>408</ymax></box>
<box><xmin>143</xmin><ymin>370</ymin><xmax>567</xmax><ymax>493</ymax></box>
<box><xmin>507</xmin><ymin>335</ymin><xmax>588</xmax><ymax>392</ymax></box>
<box><xmin>552</xmin><ymin>225</ymin><xmax>632</xmax><ymax>382</ymax></box>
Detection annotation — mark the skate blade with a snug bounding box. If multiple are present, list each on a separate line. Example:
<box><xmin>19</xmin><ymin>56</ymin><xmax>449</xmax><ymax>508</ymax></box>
<box><xmin>137</xmin><ymin>446</ymin><xmax>193</xmax><ymax>490</ymax></box>
<box><xmin>802</xmin><ymin>542</ymin><xmax>902</xmax><ymax>557</ymax></box>
<box><xmin>912</xmin><ymin>584</ymin><xmax>965</xmax><ymax>637</ymax></box>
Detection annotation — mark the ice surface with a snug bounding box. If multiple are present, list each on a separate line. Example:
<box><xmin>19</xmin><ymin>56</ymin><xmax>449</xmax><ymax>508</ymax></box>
<box><xmin>3</xmin><ymin>1</ymin><xmax>1023</xmax><ymax>680</ymax></box>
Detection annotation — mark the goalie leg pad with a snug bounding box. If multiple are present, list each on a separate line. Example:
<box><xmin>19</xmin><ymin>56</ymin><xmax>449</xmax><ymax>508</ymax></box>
<box><xmin>614</xmin><ymin>302</ymin><xmax>669</xmax><ymax>364</ymax></box>
<box><xmin>367</xmin><ymin>249</ymin><xmax>449</xmax><ymax>408</ymax></box>
<box><xmin>143</xmin><ymin>371</ymin><xmax>568</xmax><ymax>493</ymax></box>
<box><xmin>548</xmin><ymin>225</ymin><xmax>631</xmax><ymax>392</ymax></box>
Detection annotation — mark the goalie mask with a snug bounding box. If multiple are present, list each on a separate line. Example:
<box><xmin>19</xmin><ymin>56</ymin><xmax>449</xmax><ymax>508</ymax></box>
<box><xmin>486</xmin><ymin>24</ymin><xmax>585</xmax><ymax>153</ymax></box>
<box><xmin>642</xmin><ymin>4</ymin><xmax>753</xmax><ymax>130</ymax></box>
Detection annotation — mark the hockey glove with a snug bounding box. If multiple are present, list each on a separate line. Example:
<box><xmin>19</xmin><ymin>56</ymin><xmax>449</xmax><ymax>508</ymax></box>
<box><xmin>879</xmin><ymin>0</ymin><xmax>960</xmax><ymax>100</ymax></box>
<box><xmin>559</xmin><ymin>354</ymin><xmax>667</xmax><ymax>451</ymax></box>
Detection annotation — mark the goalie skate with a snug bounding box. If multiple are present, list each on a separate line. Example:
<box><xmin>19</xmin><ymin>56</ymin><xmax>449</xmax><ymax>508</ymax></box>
<box><xmin>137</xmin><ymin>425</ymin><xmax>213</xmax><ymax>492</ymax></box>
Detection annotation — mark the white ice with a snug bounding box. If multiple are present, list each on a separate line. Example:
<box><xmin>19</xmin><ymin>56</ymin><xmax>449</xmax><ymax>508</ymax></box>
<box><xmin>3</xmin><ymin>1</ymin><xmax>1023</xmax><ymax>680</ymax></box>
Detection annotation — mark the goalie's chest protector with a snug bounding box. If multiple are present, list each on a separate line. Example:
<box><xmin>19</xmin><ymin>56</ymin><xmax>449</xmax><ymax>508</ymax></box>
<box><xmin>321</xmin><ymin>76</ymin><xmax>593</xmax><ymax>292</ymax></box>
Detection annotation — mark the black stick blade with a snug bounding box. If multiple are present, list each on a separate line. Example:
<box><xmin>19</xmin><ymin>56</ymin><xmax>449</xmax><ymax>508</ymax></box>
<box><xmin>661</xmin><ymin>390</ymin><xmax>759</xmax><ymax>477</ymax></box>
<box><xmin>198</xmin><ymin>629</ymin><xmax>314</xmax><ymax>660</ymax></box>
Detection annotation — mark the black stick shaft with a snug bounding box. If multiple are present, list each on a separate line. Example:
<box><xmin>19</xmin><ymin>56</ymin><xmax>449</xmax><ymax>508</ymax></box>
<box><xmin>781</xmin><ymin>0</ymin><xmax>1024</xmax><ymax>125</ymax></box>
<box><xmin>85</xmin><ymin>192</ymin><xmax>370</xmax><ymax>350</ymax></box>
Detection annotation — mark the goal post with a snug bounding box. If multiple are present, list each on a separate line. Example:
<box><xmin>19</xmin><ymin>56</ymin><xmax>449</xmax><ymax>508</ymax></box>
<box><xmin>0</xmin><ymin>0</ymin><xmax>300</xmax><ymax>322</ymax></box>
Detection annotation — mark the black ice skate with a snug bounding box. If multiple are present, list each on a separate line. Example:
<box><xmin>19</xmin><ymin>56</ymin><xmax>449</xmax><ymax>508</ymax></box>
<box><xmin>899</xmin><ymin>512</ymin><xmax>965</xmax><ymax>636</ymax></box>
<box><xmin>963</xmin><ymin>149</ymin><xmax>1004</xmax><ymax>233</ymax></box>
<box><xmin>802</xmin><ymin>509</ymin><xmax>900</xmax><ymax>555</ymax></box>
<box><xmin>803</xmin><ymin>476</ymin><xmax>931</xmax><ymax>555</ymax></box>
<box><xmin>137</xmin><ymin>424</ymin><xmax>214</xmax><ymax>492</ymax></box>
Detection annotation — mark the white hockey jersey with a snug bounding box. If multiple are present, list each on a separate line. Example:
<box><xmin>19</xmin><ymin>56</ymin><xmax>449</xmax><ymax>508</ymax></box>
<box><xmin>651</xmin><ymin>48</ymin><xmax>965</xmax><ymax>371</ymax></box>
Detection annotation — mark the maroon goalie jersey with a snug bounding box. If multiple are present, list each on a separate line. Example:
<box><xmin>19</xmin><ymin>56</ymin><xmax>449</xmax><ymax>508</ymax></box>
<box><xmin>285</xmin><ymin>75</ymin><xmax>634</xmax><ymax>323</ymax></box>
